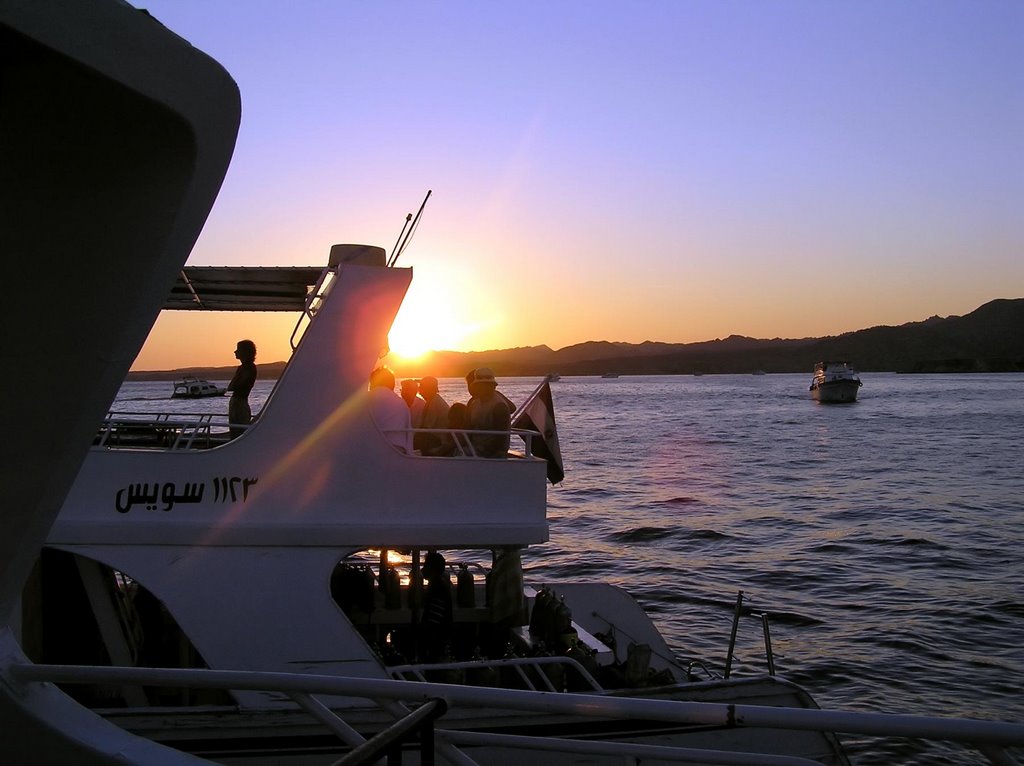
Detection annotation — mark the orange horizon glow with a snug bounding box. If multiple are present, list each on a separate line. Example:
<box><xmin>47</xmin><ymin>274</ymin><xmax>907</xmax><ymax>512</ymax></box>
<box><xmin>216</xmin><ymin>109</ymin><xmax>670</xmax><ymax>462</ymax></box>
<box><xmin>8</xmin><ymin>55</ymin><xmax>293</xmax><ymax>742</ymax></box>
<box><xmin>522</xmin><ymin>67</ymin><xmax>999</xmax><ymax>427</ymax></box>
<box><xmin>129</xmin><ymin>286</ymin><xmax>1015</xmax><ymax>373</ymax></box>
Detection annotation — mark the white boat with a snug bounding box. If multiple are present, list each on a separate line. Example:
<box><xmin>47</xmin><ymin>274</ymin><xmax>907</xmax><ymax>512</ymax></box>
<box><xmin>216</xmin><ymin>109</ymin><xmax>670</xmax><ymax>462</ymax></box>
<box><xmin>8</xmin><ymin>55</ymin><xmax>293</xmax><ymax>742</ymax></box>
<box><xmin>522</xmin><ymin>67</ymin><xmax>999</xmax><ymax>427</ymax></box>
<box><xmin>809</xmin><ymin>361</ymin><xmax>863</xmax><ymax>403</ymax></box>
<box><xmin>170</xmin><ymin>376</ymin><xmax>226</xmax><ymax>399</ymax></box>
<box><xmin>32</xmin><ymin>246</ymin><xmax>858</xmax><ymax>763</ymax></box>
<box><xmin>3</xmin><ymin>3</ymin><xmax>1022</xmax><ymax>764</ymax></box>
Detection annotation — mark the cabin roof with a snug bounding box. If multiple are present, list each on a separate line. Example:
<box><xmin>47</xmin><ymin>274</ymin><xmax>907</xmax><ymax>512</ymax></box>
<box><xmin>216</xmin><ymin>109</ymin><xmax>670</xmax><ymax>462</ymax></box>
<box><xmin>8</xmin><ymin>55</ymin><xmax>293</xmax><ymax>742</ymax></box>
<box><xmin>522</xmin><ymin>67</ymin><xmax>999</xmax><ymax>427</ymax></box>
<box><xmin>167</xmin><ymin>266</ymin><xmax>325</xmax><ymax>311</ymax></box>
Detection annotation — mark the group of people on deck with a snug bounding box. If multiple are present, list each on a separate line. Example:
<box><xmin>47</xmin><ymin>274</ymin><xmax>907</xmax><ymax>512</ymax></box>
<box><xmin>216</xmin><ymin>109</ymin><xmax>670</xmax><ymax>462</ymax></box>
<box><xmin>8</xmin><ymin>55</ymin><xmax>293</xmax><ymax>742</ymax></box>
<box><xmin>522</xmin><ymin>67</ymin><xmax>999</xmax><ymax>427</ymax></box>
<box><xmin>223</xmin><ymin>335</ymin><xmax>514</xmax><ymax>458</ymax></box>
<box><xmin>369</xmin><ymin>366</ymin><xmax>513</xmax><ymax>457</ymax></box>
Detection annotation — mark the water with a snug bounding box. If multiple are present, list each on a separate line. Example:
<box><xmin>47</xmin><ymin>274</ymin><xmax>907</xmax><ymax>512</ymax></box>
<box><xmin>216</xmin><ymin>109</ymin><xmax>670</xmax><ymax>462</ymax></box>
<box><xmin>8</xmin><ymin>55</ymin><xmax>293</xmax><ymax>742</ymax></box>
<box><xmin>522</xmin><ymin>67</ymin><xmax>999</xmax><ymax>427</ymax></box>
<box><xmin>115</xmin><ymin>373</ymin><xmax>1024</xmax><ymax>763</ymax></box>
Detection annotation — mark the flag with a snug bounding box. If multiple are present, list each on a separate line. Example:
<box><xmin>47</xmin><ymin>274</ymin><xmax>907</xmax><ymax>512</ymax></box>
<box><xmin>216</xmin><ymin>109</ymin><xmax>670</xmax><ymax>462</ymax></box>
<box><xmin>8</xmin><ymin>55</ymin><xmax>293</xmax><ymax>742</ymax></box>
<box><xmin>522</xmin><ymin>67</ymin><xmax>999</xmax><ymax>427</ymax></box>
<box><xmin>511</xmin><ymin>378</ymin><xmax>564</xmax><ymax>485</ymax></box>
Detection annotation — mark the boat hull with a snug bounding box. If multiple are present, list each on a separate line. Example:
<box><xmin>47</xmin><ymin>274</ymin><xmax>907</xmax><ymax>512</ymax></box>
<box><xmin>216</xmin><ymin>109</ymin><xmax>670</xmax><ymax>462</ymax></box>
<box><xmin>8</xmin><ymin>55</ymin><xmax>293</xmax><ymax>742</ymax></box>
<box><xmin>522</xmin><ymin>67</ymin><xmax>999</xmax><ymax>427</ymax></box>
<box><xmin>810</xmin><ymin>380</ymin><xmax>860</xmax><ymax>403</ymax></box>
<box><xmin>170</xmin><ymin>390</ymin><xmax>225</xmax><ymax>399</ymax></box>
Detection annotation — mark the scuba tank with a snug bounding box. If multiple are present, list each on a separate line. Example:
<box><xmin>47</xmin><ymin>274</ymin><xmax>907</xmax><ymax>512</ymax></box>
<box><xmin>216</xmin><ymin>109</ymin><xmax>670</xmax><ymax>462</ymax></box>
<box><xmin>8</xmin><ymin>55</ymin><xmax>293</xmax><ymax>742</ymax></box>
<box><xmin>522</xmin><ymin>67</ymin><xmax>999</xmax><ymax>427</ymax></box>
<box><xmin>456</xmin><ymin>563</ymin><xmax>475</xmax><ymax>608</ymax></box>
<box><xmin>529</xmin><ymin>586</ymin><xmax>552</xmax><ymax>637</ymax></box>
<box><xmin>408</xmin><ymin>563</ymin><xmax>423</xmax><ymax>610</ymax></box>
<box><xmin>381</xmin><ymin>565</ymin><xmax>401</xmax><ymax>610</ymax></box>
<box><xmin>553</xmin><ymin>595</ymin><xmax>578</xmax><ymax>649</ymax></box>
<box><xmin>358</xmin><ymin>564</ymin><xmax>375</xmax><ymax>612</ymax></box>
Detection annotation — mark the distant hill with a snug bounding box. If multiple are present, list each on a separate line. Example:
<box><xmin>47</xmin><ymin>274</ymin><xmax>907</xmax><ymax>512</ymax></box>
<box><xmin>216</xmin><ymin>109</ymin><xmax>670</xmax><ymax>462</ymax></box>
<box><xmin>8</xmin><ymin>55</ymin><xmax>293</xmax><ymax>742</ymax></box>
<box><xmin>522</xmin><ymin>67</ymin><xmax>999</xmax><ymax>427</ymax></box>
<box><xmin>127</xmin><ymin>298</ymin><xmax>1024</xmax><ymax>380</ymax></box>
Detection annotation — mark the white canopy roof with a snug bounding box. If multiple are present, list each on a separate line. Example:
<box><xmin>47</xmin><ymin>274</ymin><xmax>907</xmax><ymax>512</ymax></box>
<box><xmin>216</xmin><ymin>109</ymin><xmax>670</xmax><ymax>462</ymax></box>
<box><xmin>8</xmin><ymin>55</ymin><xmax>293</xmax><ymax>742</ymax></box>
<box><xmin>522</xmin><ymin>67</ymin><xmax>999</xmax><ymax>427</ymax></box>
<box><xmin>167</xmin><ymin>266</ymin><xmax>325</xmax><ymax>311</ymax></box>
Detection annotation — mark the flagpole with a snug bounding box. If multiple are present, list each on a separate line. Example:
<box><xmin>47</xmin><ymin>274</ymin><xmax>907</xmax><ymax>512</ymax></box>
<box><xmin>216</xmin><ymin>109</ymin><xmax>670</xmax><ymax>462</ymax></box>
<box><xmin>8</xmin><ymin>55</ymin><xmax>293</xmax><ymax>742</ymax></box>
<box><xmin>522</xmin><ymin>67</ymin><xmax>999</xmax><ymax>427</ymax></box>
<box><xmin>511</xmin><ymin>375</ymin><xmax>551</xmax><ymax>423</ymax></box>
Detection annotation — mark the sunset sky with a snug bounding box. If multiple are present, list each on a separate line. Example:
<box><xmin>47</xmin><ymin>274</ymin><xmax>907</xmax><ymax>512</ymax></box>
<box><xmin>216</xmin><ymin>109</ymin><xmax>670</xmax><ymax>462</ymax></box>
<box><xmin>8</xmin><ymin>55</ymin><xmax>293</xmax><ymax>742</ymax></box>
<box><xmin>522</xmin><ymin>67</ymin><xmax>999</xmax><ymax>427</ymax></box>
<box><xmin>129</xmin><ymin>1</ymin><xmax>1022</xmax><ymax>371</ymax></box>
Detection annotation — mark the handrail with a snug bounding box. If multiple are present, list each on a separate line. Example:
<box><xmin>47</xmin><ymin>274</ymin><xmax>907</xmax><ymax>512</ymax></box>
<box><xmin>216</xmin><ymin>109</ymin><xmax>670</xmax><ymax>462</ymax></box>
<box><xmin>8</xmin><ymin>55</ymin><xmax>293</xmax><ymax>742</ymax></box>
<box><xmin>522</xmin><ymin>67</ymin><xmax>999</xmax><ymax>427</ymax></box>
<box><xmin>724</xmin><ymin>591</ymin><xmax>780</xmax><ymax>678</ymax></box>
<box><xmin>336</xmin><ymin>697</ymin><xmax>446</xmax><ymax>766</ymax></box>
<box><xmin>442</xmin><ymin>730</ymin><xmax>825</xmax><ymax>766</ymax></box>
<box><xmin>388</xmin><ymin>655</ymin><xmax>603</xmax><ymax>693</ymax></box>
<box><xmin>290</xmin><ymin>264</ymin><xmax>333</xmax><ymax>351</ymax></box>
<box><xmin>373</xmin><ymin>427</ymin><xmax>542</xmax><ymax>460</ymax></box>
<box><xmin>97</xmin><ymin>414</ymin><xmax>540</xmax><ymax>459</ymax></box>
<box><xmin>96</xmin><ymin>411</ymin><xmax>241</xmax><ymax>451</ymax></box>
<box><xmin>10</xmin><ymin>662</ymin><xmax>1024</xmax><ymax>763</ymax></box>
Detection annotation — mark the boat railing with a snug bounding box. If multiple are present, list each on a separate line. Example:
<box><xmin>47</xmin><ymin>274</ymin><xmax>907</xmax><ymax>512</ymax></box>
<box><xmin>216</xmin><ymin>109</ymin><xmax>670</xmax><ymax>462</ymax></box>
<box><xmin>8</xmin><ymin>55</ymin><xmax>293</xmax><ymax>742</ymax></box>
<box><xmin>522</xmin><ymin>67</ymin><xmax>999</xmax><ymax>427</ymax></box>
<box><xmin>289</xmin><ymin>263</ymin><xmax>335</xmax><ymax>351</ymax></box>
<box><xmin>387</xmin><ymin>654</ymin><xmax>604</xmax><ymax>693</ymax></box>
<box><xmin>95</xmin><ymin>414</ymin><xmax>539</xmax><ymax>458</ymax></box>
<box><xmin>11</xmin><ymin>661</ymin><xmax>1024</xmax><ymax>765</ymax></box>
<box><xmin>376</xmin><ymin>427</ymin><xmax>544</xmax><ymax>460</ymax></box>
<box><xmin>96</xmin><ymin>411</ymin><xmax>235</xmax><ymax>450</ymax></box>
<box><xmin>725</xmin><ymin>590</ymin><xmax>779</xmax><ymax>679</ymax></box>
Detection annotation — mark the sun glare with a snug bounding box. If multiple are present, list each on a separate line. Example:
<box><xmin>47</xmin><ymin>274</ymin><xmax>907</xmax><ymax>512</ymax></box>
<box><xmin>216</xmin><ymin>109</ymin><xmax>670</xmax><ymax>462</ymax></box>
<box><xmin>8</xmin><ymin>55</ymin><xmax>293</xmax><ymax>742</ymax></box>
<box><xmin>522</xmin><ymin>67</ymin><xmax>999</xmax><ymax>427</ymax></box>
<box><xmin>387</xmin><ymin>287</ymin><xmax>473</xmax><ymax>360</ymax></box>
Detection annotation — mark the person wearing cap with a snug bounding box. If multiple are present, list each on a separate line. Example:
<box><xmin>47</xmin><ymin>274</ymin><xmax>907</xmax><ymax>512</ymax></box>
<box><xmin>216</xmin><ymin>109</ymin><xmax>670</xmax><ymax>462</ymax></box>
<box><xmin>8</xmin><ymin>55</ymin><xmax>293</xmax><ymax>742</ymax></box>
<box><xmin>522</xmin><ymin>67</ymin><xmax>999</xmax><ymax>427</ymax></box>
<box><xmin>415</xmin><ymin>376</ymin><xmax>450</xmax><ymax>456</ymax></box>
<box><xmin>227</xmin><ymin>339</ymin><xmax>257</xmax><ymax>439</ymax></box>
<box><xmin>368</xmin><ymin>366</ymin><xmax>412</xmax><ymax>454</ymax></box>
<box><xmin>466</xmin><ymin>367</ymin><xmax>511</xmax><ymax>458</ymax></box>
<box><xmin>400</xmin><ymin>378</ymin><xmax>426</xmax><ymax>429</ymax></box>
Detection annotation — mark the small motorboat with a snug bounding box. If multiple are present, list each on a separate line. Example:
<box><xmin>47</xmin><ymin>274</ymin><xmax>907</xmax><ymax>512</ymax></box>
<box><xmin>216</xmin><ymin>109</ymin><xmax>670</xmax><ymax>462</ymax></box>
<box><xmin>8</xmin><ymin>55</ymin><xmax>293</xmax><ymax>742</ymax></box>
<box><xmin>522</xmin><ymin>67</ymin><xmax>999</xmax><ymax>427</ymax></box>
<box><xmin>171</xmin><ymin>376</ymin><xmax>226</xmax><ymax>399</ymax></box>
<box><xmin>809</xmin><ymin>361</ymin><xmax>863</xmax><ymax>403</ymax></box>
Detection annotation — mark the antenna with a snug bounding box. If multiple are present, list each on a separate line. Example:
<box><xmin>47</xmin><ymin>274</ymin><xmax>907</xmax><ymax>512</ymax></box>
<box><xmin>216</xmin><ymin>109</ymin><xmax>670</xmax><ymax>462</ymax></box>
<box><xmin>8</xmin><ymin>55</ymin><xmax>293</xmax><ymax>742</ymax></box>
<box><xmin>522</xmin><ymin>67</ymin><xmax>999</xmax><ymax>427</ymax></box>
<box><xmin>388</xmin><ymin>213</ymin><xmax>411</xmax><ymax>265</ymax></box>
<box><xmin>388</xmin><ymin>189</ymin><xmax>432</xmax><ymax>267</ymax></box>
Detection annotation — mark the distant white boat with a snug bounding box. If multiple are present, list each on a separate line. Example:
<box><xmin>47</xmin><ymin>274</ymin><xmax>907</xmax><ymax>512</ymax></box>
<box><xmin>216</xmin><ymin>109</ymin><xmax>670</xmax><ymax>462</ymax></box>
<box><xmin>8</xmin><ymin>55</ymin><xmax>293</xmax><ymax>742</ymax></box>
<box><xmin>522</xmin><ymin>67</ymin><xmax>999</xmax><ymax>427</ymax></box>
<box><xmin>546</xmin><ymin>372</ymin><xmax>561</xmax><ymax>382</ymax></box>
<box><xmin>171</xmin><ymin>376</ymin><xmax>225</xmax><ymax>399</ymax></box>
<box><xmin>809</xmin><ymin>361</ymin><xmax>863</xmax><ymax>403</ymax></box>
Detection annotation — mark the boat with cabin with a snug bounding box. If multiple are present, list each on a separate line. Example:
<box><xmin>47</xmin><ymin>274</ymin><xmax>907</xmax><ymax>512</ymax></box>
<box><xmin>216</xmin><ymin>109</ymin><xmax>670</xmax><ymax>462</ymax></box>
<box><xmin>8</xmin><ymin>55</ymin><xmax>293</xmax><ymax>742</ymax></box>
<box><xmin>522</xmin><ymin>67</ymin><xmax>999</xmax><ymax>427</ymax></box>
<box><xmin>27</xmin><ymin>244</ymin><xmax>853</xmax><ymax>763</ymax></box>
<box><xmin>171</xmin><ymin>376</ymin><xmax>226</xmax><ymax>399</ymax></box>
<box><xmin>3</xmin><ymin>2</ymin><xmax>1022</xmax><ymax>764</ymax></box>
<box><xmin>809</xmin><ymin>361</ymin><xmax>863</xmax><ymax>403</ymax></box>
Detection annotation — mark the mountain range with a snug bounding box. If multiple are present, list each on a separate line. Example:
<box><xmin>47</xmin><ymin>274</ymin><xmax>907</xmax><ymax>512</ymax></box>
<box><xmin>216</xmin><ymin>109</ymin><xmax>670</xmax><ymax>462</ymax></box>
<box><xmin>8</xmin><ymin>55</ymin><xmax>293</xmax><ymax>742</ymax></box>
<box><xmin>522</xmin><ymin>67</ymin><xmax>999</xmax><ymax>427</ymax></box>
<box><xmin>128</xmin><ymin>298</ymin><xmax>1024</xmax><ymax>381</ymax></box>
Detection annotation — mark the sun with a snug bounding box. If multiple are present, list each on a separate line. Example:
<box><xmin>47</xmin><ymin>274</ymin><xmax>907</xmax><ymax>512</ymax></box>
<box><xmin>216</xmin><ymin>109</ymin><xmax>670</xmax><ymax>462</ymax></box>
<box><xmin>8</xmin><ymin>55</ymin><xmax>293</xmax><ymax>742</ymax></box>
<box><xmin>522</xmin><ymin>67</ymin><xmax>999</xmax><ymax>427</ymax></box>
<box><xmin>387</xmin><ymin>319</ymin><xmax>435</xmax><ymax>360</ymax></box>
<box><xmin>387</xmin><ymin>287</ymin><xmax>473</xmax><ymax>360</ymax></box>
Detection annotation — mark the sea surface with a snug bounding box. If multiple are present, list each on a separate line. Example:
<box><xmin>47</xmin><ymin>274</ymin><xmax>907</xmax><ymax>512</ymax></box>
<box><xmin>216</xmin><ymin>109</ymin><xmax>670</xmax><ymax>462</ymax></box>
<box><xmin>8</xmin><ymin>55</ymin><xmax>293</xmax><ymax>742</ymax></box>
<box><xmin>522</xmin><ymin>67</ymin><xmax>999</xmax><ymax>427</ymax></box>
<box><xmin>116</xmin><ymin>373</ymin><xmax>1024</xmax><ymax>764</ymax></box>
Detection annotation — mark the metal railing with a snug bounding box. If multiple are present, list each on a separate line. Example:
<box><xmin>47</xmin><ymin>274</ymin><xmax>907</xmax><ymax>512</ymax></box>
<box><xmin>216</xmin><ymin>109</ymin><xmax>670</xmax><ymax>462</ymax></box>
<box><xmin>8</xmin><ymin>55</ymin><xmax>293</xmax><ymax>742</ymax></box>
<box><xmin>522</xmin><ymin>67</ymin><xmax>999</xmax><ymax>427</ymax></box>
<box><xmin>337</xmin><ymin>697</ymin><xmax>447</xmax><ymax>766</ymax></box>
<box><xmin>95</xmin><ymin>412</ymin><xmax>232</xmax><ymax>450</ymax></box>
<box><xmin>10</xmin><ymin>661</ymin><xmax>1024</xmax><ymax>765</ymax></box>
<box><xmin>388</xmin><ymin>655</ymin><xmax>603</xmax><ymax>693</ymax></box>
<box><xmin>371</xmin><ymin>426</ymin><xmax>542</xmax><ymax>460</ymax></box>
<box><xmin>289</xmin><ymin>264</ymin><xmax>334</xmax><ymax>351</ymax></box>
<box><xmin>95</xmin><ymin>416</ymin><xmax>536</xmax><ymax>459</ymax></box>
<box><xmin>725</xmin><ymin>591</ymin><xmax>779</xmax><ymax>679</ymax></box>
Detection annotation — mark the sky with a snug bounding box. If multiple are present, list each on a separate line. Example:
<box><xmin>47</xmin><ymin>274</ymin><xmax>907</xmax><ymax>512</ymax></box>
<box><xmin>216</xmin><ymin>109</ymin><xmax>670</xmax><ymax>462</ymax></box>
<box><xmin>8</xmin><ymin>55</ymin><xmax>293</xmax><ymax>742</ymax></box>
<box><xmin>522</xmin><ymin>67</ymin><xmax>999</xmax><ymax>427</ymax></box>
<box><xmin>128</xmin><ymin>1</ymin><xmax>1023</xmax><ymax>370</ymax></box>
